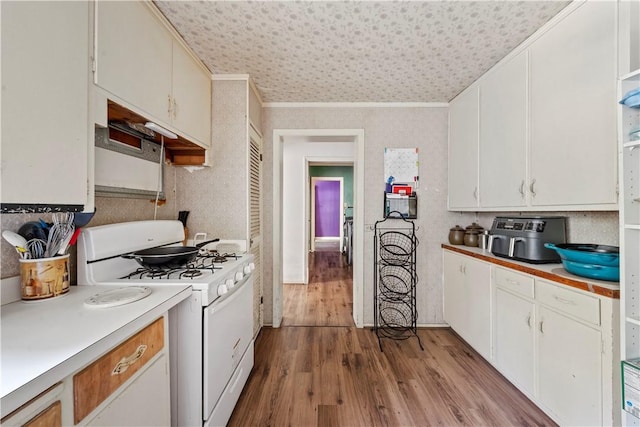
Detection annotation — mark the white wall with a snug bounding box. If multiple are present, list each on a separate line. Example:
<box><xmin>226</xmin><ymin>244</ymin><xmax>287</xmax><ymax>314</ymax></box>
<box><xmin>282</xmin><ymin>139</ymin><xmax>354</xmax><ymax>283</ymax></box>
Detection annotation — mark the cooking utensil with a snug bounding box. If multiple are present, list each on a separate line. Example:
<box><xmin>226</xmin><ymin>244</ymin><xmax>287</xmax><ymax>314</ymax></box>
<box><xmin>544</xmin><ymin>243</ymin><xmax>619</xmax><ymax>266</ymax></box>
<box><xmin>17</xmin><ymin>221</ymin><xmax>47</xmax><ymax>241</ymax></box>
<box><xmin>45</xmin><ymin>223</ymin><xmax>70</xmax><ymax>257</ymax></box>
<box><xmin>56</xmin><ymin>224</ymin><xmax>76</xmax><ymax>255</ymax></box>
<box><xmin>26</xmin><ymin>238</ymin><xmax>46</xmax><ymax>259</ymax></box>
<box><xmin>74</xmin><ymin>209</ymin><xmax>96</xmax><ymax>228</ymax></box>
<box><xmin>122</xmin><ymin>238</ymin><xmax>220</xmax><ymax>267</ymax></box>
<box><xmin>3</xmin><ymin>230</ymin><xmax>29</xmax><ymax>258</ymax></box>
<box><xmin>178</xmin><ymin>211</ymin><xmax>190</xmax><ymax>227</ymax></box>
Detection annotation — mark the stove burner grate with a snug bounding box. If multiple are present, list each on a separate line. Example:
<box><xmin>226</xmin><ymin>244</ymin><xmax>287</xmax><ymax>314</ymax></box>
<box><xmin>180</xmin><ymin>269</ymin><xmax>203</xmax><ymax>279</ymax></box>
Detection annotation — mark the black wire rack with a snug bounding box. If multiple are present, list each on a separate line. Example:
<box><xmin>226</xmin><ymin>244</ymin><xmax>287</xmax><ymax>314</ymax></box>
<box><xmin>373</xmin><ymin>212</ymin><xmax>423</xmax><ymax>351</ymax></box>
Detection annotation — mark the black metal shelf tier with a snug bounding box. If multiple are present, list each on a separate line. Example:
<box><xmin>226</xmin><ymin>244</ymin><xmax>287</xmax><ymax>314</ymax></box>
<box><xmin>373</xmin><ymin>211</ymin><xmax>423</xmax><ymax>351</ymax></box>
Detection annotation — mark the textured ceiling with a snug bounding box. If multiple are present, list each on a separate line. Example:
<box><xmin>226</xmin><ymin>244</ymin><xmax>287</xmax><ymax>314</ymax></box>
<box><xmin>155</xmin><ymin>1</ymin><xmax>570</xmax><ymax>103</ymax></box>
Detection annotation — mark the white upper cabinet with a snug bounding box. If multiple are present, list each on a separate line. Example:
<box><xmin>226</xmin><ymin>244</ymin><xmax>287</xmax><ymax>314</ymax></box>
<box><xmin>171</xmin><ymin>41</ymin><xmax>212</xmax><ymax>145</ymax></box>
<box><xmin>1</xmin><ymin>1</ymin><xmax>92</xmax><ymax>212</ymax></box>
<box><xmin>448</xmin><ymin>86</ymin><xmax>479</xmax><ymax>209</ymax></box>
<box><xmin>479</xmin><ymin>52</ymin><xmax>528</xmax><ymax>208</ymax></box>
<box><xmin>529</xmin><ymin>1</ymin><xmax>617</xmax><ymax>207</ymax></box>
<box><xmin>95</xmin><ymin>1</ymin><xmax>211</xmax><ymax>148</ymax></box>
<box><xmin>449</xmin><ymin>1</ymin><xmax>618</xmax><ymax>211</ymax></box>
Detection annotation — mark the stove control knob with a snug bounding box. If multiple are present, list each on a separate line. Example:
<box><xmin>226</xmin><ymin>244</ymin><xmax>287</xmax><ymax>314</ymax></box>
<box><xmin>225</xmin><ymin>278</ymin><xmax>235</xmax><ymax>289</ymax></box>
<box><xmin>243</xmin><ymin>265</ymin><xmax>251</xmax><ymax>275</ymax></box>
<box><xmin>234</xmin><ymin>271</ymin><xmax>244</xmax><ymax>281</ymax></box>
<box><xmin>249</xmin><ymin>262</ymin><xmax>256</xmax><ymax>271</ymax></box>
<box><xmin>217</xmin><ymin>284</ymin><xmax>229</xmax><ymax>296</ymax></box>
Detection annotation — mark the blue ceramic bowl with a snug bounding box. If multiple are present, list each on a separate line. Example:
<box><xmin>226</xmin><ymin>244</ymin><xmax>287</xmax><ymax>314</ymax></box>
<box><xmin>544</xmin><ymin>243</ymin><xmax>619</xmax><ymax>267</ymax></box>
<box><xmin>561</xmin><ymin>259</ymin><xmax>620</xmax><ymax>282</ymax></box>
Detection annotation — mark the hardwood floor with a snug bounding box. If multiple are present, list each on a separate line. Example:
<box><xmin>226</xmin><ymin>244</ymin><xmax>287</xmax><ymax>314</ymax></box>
<box><xmin>230</xmin><ymin>247</ymin><xmax>556</xmax><ymax>427</ymax></box>
<box><xmin>282</xmin><ymin>249</ymin><xmax>353</xmax><ymax>327</ymax></box>
<box><xmin>229</xmin><ymin>327</ymin><xmax>557</xmax><ymax>426</ymax></box>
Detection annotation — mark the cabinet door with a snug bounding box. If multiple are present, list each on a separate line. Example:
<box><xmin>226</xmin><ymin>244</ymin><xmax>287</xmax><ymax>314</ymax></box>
<box><xmin>443</xmin><ymin>251</ymin><xmax>491</xmax><ymax>359</ymax></box>
<box><xmin>464</xmin><ymin>258</ymin><xmax>491</xmax><ymax>359</ymax></box>
<box><xmin>529</xmin><ymin>2</ymin><xmax>617</xmax><ymax>207</ymax></box>
<box><xmin>480</xmin><ymin>52</ymin><xmax>528</xmax><ymax>208</ymax></box>
<box><xmin>448</xmin><ymin>86</ymin><xmax>479</xmax><ymax>209</ymax></box>
<box><xmin>443</xmin><ymin>252</ymin><xmax>466</xmax><ymax>335</ymax></box>
<box><xmin>172</xmin><ymin>41</ymin><xmax>212</xmax><ymax>148</ymax></box>
<box><xmin>494</xmin><ymin>288</ymin><xmax>535</xmax><ymax>396</ymax></box>
<box><xmin>537</xmin><ymin>306</ymin><xmax>602</xmax><ymax>426</ymax></box>
<box><xmin>96</xmin><ymin>1</ymin><xmax>173</xmax><ymax>124</ymax></box>
<box><xmin>1</xmin><ymin>1</ymin><xmax>89</xmax><ymax>209</ymax></box>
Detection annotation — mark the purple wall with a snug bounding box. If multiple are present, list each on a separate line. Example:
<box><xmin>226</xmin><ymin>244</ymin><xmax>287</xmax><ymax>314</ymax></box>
<box><xmin>315</xmin><ymin>180</ymin><xmax>340</xmax><ymax>237</ymax></box>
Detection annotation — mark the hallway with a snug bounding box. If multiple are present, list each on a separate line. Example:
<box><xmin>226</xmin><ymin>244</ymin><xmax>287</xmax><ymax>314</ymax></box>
<box><xmin>282</xmin><ymin>242</ymin><xmax>354</xmax><ymax>327</ymax></box>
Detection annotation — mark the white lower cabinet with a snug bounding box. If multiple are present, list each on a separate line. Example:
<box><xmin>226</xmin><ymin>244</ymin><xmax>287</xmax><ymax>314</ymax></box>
<box><xmin>443</xmin><ymin>251</ymin><xmax>491</xmax><ymax>360</ymax></box>
<box><xmin>492</xmin><ymin>268</ymin><xmax>617</xmax><ymax>426</ymax></box>
<box><xmin>444</xmin><ymin>250</ymin><xmax>619</xmax><ymax>426</ymax></box>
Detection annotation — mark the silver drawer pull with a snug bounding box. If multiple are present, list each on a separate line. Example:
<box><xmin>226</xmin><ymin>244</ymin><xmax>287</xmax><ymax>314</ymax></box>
<box><xmin>505</xmin><ymin>278</ymin><xmax>520</xmax><ymax>286</ymax></box>
<box><xmin>112</xmin><ymin>345</ymin><xmax>147</xmax><ymax>375</ymax></box>
<box><xmin>553</xmin><ymin>295</ymin><xmax>576</xmax><ymax>305</ymax></box>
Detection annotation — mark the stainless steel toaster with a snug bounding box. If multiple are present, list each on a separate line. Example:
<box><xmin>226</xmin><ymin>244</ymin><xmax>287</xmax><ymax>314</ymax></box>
<box><xmin>488</xmin><ymin>216</ymin><xmax>566</xmax><ymax>264</ymax></box>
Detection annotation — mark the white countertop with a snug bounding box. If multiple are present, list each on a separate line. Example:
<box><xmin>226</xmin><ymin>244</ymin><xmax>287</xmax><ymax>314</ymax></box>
<box><xmin>0</xmin><ymin>284</ymin><xmax>192</xmax><ymax>417</ymax></box>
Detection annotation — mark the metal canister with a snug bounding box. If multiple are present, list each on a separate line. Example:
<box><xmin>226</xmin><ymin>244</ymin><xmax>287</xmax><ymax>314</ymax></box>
<box><xmin>479</xmin><ymin>230</ymin><xmax>490</xmax><ymax>250</ymax></box>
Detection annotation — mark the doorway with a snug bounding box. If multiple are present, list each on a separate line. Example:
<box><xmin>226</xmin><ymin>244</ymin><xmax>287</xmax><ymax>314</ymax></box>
<box><xmin>310</xmin><ymin>177</ymin><xmax>343</xmax><ymax>253</ymax></box>
<box><xmin>272</xmin><ymin>129</ymin><xmax>365</xmax><ymax>328</ymax></box>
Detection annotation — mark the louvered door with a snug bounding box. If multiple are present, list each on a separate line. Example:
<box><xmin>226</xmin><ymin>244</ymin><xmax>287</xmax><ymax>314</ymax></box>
<box><xmin>248</xmin><ymin>125</ymin><xmax>263</xmax><ymax>335</ymax></box>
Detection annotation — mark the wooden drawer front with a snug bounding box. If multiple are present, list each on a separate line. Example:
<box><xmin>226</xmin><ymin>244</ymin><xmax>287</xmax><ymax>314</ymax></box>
<box><xmin>24</xmin><ymin>401</ymin><xmax>61</xmax><ymax>427</ymax></box>
<box><xmin>537</xmin><ymin>280</ymin><xmax>600</xmax><ymax>325</ymax></box>
<box><xmin>494</xmin><ymin>267</ymin><xmax>534</xmax><ymax>299</ymax></box>
<box><xmin>73</xmin><ymin>317</ymin><xmax>164</xmax><ymax>424</ymax></box>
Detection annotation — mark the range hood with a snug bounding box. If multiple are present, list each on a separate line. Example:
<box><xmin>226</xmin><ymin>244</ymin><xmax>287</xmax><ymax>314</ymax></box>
<box><xmin>107</xmin><ymin>100</ymin><xmax>207</xmax><ymax>165</ymax></box>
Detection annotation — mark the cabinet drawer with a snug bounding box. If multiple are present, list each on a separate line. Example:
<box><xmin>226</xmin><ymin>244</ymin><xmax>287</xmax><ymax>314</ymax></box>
<box><xmin>73</xmin><ymin>317</ymin><xmax>164</xmax><ymax>424</ymax></box>
<box><xmin>536</xmin><ymin>280</ymin><xmax>600</xmax><ymax>325</ymax></box>
<box><xmin>494</xmin><ymin>267</ymin><xmax>534</xmax><ymax>299</ymax></box>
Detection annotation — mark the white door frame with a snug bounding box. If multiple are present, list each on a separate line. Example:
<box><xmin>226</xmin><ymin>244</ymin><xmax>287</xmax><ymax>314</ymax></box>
<box><xmin>272</xmin><ymin>129</ymin><xmax>364</xmax><ymax>328</ymax></box>
<box><xmin>309</xmin><ymin>176</ymin><xmax>344</xmax><ymax>253</ymax></box>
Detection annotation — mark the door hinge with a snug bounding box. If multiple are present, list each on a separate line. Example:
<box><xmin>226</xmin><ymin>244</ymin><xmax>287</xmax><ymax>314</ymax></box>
<box><xmin>260</xmin><ymin>296</ymin><xmax>263</xmax><ymax>304</ymax></box>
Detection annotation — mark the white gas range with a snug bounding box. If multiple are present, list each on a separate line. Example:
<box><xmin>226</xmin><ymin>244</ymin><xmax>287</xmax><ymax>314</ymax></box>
<box><xmin>77</xmin><ymin>220</ymin><xmax>255</xmax><ymax>426</ymax></box>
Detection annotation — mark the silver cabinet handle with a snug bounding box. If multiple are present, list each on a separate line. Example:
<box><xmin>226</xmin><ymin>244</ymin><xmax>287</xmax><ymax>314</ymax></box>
<box><xmin>526</xmin><ymin>314</ymin><xmax>532</xmax><ymax>328</ymax></box>
<box><xmin>505</xmin><ymin>278</ymin><xmax>520</xmax><ymax>287</ymax></box>
<box><xmin>530</xmin><ymin>179</ymin><xmax>537</xmax><ymax>197</ymax></box>
<box><xmin>519</xmin><ymin>180</ymin><xmax>525</xmax><ymax>198</ymax></box>
<box><xmin>553</xmin><ymin>294</ymin><xmax>576</xmax><ymax>305</ymax></box>
<box><xmin>167</xmin><ymin>94</ymin><xmax>172</xmax><ymax>116</ymax></box>
<box><xmin>473</xmin><ymin>187</ymin><xmax>478</xmax><ymax>200</ymax></box>
<box><xmin>539</xmin><ymin>320</ymin><xmax>544</xmax><ymax>334</ymax></box>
